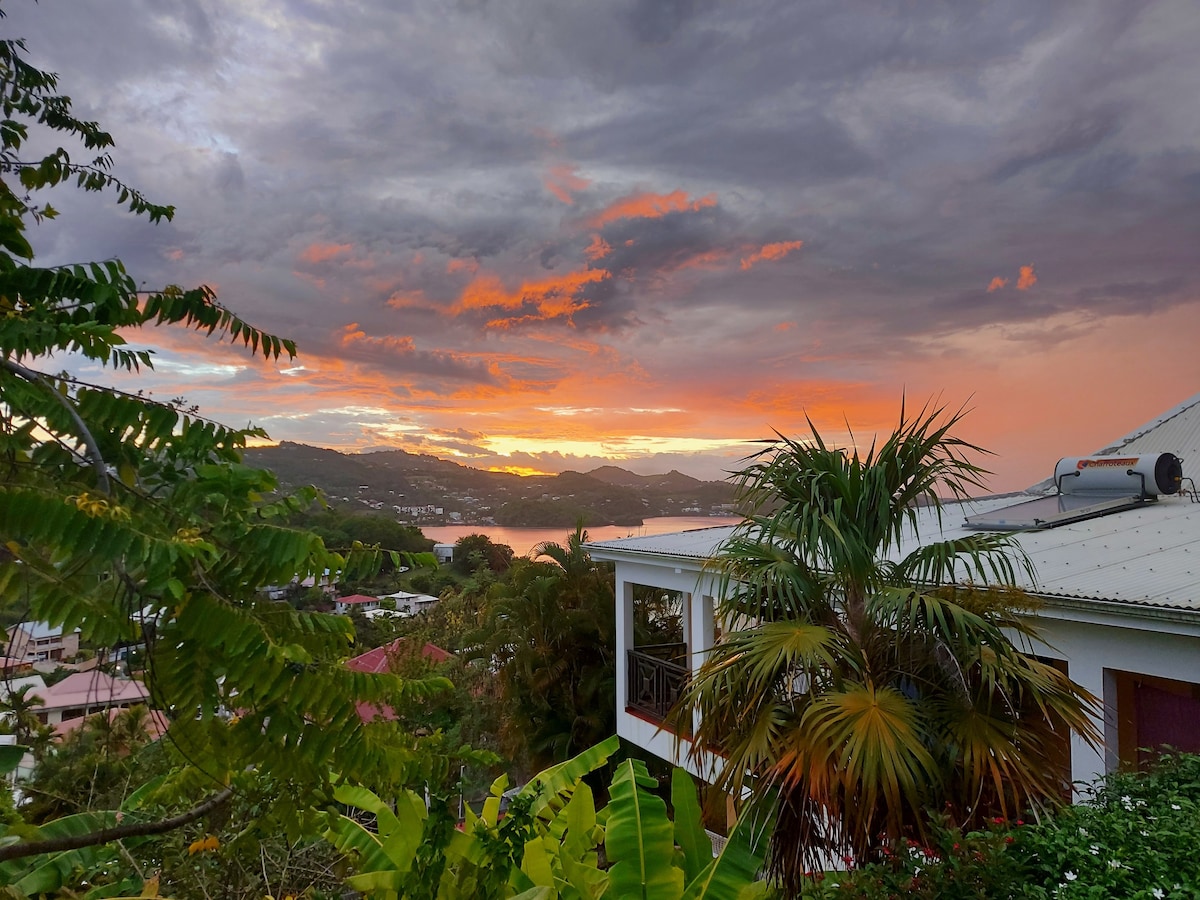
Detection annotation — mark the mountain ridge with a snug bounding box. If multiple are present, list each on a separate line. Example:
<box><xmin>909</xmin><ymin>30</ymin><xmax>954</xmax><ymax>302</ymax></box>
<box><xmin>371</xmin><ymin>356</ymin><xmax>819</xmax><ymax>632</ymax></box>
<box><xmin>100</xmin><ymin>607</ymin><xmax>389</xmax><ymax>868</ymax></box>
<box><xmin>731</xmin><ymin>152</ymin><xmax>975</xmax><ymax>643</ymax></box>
<box><xmin>244</xmin><ymin>442</ymin><xmax>736</xmax><ymax>527</ymax></box>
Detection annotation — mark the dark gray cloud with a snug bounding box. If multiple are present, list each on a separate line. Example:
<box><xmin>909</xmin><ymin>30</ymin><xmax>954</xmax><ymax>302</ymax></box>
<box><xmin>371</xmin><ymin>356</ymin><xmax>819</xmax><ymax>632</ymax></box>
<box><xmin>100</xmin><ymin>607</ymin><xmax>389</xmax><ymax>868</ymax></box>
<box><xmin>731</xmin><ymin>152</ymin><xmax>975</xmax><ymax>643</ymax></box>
<box><xmin>7</xmin><ymin>0</ymin><xmax>1199</xmax><ymax>488</ymax></box>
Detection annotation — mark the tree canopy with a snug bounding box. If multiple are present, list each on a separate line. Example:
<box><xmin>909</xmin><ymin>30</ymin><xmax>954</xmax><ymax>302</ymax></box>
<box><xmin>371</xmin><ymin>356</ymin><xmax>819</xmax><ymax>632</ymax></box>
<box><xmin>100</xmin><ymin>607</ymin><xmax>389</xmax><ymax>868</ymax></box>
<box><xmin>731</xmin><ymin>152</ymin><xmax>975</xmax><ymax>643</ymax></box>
<box><xmin>0</xmin><ymin>14</ymin><xmax>445</xmax><ymax>862</ymax></box>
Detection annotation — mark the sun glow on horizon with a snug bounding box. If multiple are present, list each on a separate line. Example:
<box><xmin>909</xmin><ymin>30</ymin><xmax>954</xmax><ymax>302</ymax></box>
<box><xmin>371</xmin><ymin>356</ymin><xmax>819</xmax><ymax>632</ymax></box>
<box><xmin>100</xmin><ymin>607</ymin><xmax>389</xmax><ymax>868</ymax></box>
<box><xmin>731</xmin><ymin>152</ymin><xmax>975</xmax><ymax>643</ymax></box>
<box><xmin>486</xmin><ymin>464</ymin><xmax>554</xmax><ymax>476</ymax></box>
<box><xmin>481</xmin><ymin>433</ymin><xmax>751</xmax><ymax>459</ymax></box>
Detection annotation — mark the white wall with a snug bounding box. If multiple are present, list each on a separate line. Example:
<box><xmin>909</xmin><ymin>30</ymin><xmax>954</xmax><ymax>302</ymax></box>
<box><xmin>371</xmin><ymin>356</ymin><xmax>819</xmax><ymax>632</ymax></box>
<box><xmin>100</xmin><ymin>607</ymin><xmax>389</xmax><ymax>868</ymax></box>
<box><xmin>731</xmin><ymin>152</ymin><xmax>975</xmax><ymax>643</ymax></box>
<box><xmin>610</xmin><ymin>554</ymin><xmax>1200</xmax><ymax>797</ymax></box>
<box><xmin>1031</xmin><ymin>603</ymin><xmax>1200</xmax><ymax>786</ymax></box>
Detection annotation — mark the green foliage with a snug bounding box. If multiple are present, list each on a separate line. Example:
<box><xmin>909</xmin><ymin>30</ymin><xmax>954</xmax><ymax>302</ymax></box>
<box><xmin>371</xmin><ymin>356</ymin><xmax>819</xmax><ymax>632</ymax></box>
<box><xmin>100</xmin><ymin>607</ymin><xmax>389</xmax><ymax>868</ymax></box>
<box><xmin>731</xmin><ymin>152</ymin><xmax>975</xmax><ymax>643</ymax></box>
<box><xmin>0</xmin><ymin>15</ymin><xmax>453</xmax><ymax>866</ymax></box>
<box><xmin>453</xmin><ymin>533</ymin><xmax>515</xmax><ymax>576</ymax></box>
<box><xmin>1013</xmin><ymin>751</ymin><xmax>1200</xmax><ymax>899</ymax></box>
<box><xmin>796</xmin><ymin>752</ymin><xmax>1200</xmax><ymax>899</ymax></box>
<box><xmin>605</xmin><ymin>759</ymin><xmax>685</xmax><ymax>900</ymax></box>
<box><xmin>327</xmin><ymin>735</ymin><xmax>773</xmax><ymax>900</ymax></box>
<box><xmin>0</xmin><ymin>683</ymin><xmax>44</xmax><ymax>746</ymax></box>
<box><xmin>291</xmin><ymin>507</ymin><xmax>434</xmax><ymax>560</ymax></box>
<box><xmin>678</xmin><ymin>401</ymin><xmax>1100</xmax><ymax>892</ymax></box>
<box><xmin>19</xmin><ymin>707</ymin><xmax>166</xmax><ymax>824</ymax></box>
<box><xmin>794</xmin><ymin>818</ymin><xmax>1026</xmax><ymax>900</ymax></box>
<box><xmin>0</xmin><ymin>807</ymin><xmax>140</xmax><ymax>897</ymax></box>
<box><xmin>468</xmin><ymin>526</ymin><xmax>616</xmax><ymax>772</ymax></box>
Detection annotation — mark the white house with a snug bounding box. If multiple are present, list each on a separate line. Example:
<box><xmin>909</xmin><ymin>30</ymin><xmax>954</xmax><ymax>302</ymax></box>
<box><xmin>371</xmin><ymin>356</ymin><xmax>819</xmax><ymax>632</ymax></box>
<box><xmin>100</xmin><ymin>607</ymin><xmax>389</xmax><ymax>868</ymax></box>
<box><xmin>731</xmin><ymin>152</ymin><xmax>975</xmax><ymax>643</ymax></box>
<box><xmin>5</xmin><ymin>622</ymin><xmax>80</xmax><ymax>664</ymax></box>
<box><xmin>587</xmin><ymin>392</ymin><xmax>1200</xmax><ymax>790</ymax></box>
<box><xmin>378</xmin><ymin>590</ymin><xmax>441</xmax><ymax>617</ymax></box>
<box><xmin>333</xmin><ymin>594</ymin><xmax>384</xmax><ymax>615</ymax></box>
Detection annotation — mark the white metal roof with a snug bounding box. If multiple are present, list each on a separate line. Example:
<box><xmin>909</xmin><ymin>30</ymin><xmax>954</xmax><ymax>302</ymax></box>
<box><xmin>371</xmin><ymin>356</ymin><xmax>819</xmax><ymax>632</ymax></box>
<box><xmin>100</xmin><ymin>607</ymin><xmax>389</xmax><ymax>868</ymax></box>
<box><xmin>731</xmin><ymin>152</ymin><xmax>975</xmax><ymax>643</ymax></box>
<box><xmin>1097</xmin><ymin>391</ymin><xmax>1200</xmax><ymax>461</ymax></box>
<box><xmin>588</xmin><ymin>395</ymin><xmax>1200</xmax><ymax>613</ymax></box>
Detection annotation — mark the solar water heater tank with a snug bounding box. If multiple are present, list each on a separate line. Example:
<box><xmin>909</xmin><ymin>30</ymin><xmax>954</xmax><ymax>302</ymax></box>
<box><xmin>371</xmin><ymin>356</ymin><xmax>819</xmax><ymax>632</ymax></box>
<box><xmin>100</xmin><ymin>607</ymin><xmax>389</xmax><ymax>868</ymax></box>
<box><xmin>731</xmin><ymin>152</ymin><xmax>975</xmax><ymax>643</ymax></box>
<box><xmin>1054</xmin><ymin>453</ymin><xmax>1183</xmax><ymax>497</ymax></box>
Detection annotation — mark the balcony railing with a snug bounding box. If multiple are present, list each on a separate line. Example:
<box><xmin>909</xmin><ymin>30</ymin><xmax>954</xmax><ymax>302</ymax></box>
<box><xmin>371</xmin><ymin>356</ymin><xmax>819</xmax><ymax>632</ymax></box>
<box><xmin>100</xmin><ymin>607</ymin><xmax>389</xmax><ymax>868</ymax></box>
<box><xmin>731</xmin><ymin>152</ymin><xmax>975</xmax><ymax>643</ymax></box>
<box><xmin>627</xmin><ymin>646</ymin><xmax>688</xmax><ymax>725</ymax></box>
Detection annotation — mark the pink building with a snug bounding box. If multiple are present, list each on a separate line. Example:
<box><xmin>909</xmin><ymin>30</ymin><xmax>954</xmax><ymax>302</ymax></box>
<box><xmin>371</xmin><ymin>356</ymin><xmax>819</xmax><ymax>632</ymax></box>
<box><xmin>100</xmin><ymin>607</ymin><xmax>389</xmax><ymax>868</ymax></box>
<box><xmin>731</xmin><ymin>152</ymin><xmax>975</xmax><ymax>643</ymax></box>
<box><xmin>32</xmin><ymin>671</ymin><xmax>149</xmax><ymax>727</ymax></box>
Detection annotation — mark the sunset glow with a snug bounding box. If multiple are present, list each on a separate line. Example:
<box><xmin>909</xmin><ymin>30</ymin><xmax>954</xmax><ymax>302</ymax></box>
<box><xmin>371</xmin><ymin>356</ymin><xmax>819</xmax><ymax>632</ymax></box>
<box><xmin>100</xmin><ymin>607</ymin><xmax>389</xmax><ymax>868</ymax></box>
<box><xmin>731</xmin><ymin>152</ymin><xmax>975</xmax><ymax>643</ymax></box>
<box><xmin>14</xmin><ymin>2</ymin><xmax>1198</xmax><ymax>493</ymax></box>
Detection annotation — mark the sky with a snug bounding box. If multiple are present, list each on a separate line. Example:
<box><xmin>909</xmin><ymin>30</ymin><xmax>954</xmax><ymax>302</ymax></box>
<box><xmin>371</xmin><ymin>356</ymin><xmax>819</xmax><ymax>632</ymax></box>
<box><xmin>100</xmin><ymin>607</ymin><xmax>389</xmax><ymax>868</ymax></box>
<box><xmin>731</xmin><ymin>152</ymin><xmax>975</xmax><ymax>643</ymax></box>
<box><xmin>8</xmin><ymin>0</ymin><xmax>1200</xmax><ymax>491</ymax></box>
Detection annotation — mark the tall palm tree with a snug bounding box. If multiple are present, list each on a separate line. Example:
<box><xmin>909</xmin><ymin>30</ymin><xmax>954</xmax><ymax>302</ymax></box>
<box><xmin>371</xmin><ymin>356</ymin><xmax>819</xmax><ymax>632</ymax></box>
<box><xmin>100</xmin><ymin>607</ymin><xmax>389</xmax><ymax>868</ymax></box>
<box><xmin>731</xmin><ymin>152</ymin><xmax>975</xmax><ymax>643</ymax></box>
<box><xmin>674</xmin><ymin>401</ymin><xmax>1099</xmax><ymax>893</ymax></box>
<box><xmin>475</xmin><ymin>523</ymin><xmax>616</xmax><ymax>770</ymax></box>
<box><xmin>0</xmin><ymin>683</ymin><xmax>45</xmax><ymax>745</ymax></box>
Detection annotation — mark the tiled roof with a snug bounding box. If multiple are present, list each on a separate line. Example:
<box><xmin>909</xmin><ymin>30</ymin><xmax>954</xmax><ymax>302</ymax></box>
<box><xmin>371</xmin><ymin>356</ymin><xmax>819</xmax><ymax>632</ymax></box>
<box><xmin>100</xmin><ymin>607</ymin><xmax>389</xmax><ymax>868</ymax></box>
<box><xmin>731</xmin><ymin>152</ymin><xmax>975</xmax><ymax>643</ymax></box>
<box><xmin>345</xmin><ymin>639</ymin><xmax>453</xmax><ymax>724</ymax></box>
<box><xmin>34</xmin><ymin>672</ymin><xmax>149</xmax><ymax>712</ymax></box>
<box><xmin>346</xmin><ymin>639</ymin><xmax>453</xmax><ymax>673</ymax></box>
<box><xmin>336</xmin><ymin>594</ymin><xmax>380</xmax><ymax>605</ymax></box>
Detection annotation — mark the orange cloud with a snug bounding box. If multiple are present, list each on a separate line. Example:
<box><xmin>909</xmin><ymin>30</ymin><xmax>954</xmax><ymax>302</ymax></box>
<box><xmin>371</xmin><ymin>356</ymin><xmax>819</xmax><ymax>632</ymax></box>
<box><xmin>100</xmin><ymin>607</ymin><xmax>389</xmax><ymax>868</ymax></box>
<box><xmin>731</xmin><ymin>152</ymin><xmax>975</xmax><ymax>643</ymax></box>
<box><xmin>447</xmin><ymin>258</ymin><xmax>479</xmax><ymax>275</ymax></box>
<box><xmin>453</xmin><ymin>269</ymin><xmax>610</xmax><ymax>327</ymax></box>
<box><xmin>667</xmin><ymin>249</ymin><xmax>731</xmax><ymax>273</ymax></box>
<box><xmin>545</xmin><ymin>165</ymin><xmax>592</xmax><ymax>205</ymax></box>
<box><xmin>986</xmin><ymin>276</ymin><xmax>1008</xmax><ymax>292</ymax></box>
<box><xmin>1017</xmin><ymin>264</ymin><xmax>1037</xmax><ymax>291</ymax></box>
<box><xmin>584</xmin><ymin>234</ymin><xmax>612</xmax><ymax>261</ymax></box>
<box><xmin>386</xmin><ymin>290</ymin><xmax>431</xmax><ymax>309</ymax></box>
<box><xmin>588</xmin><ymin>190</ymin><xmax>717</xmax><ymax>228</ymax></box>
<box><xmin>740</xmin><ymin>240</ymin><xmax>804</xmax><ymax>270</ymax></box>
<box><xmin>339</xmin><ymin>324</ymin><xmax>415</xmax><ymax>354</ymax></box>
<box><xmin>298</xmin><ymin>242</ymin><xmax>352</xmax><ymax>264</ymax></box>
<box><xmin>775</xmin><ymin>321</ymin><xmax>797</xmax><ymax>332</ymax></box>
<box><xmin>487</xmin><ymin>464</ymin><xmax>554</xmax><ymax>476</ymax></box>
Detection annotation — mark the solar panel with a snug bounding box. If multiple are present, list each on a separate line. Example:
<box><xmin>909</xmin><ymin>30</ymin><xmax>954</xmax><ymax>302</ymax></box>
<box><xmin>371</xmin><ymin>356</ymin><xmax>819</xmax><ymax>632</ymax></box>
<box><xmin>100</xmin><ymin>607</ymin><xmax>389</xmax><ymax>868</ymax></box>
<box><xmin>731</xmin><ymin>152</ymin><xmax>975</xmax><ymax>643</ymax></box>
<box><xmin>964</xmin><ymin>493</ymin><xmax>1151</xmax><ymax>531</ymax></box>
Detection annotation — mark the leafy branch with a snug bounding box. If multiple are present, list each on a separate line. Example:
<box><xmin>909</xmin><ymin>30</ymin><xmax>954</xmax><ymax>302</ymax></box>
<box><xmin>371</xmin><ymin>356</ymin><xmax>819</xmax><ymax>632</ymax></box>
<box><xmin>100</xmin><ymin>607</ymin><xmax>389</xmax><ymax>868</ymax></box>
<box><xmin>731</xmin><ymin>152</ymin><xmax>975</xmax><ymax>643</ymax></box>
<box><xmin>0</xmin><ymin>787</ymin><xmax>234</xmax><ymax>863</ymax></box>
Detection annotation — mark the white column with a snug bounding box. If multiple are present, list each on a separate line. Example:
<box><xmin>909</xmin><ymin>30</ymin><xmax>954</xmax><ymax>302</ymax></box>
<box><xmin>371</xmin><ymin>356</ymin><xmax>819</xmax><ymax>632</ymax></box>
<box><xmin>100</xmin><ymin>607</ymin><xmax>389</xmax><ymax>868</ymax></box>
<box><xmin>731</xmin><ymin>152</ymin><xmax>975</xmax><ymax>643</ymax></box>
<box><xmin>1069</xmin><ymin>658</ymin><xmax>1109</xmax><ymax>787</ymax></box>
<box><xmin>689</xmin><ymin>592</ymin><xmax>715</xmax><ymax>737</ymax></box>
<box><xmin>615</xmin><ymin>576</ymin><xmax>635</xmax><ymax>720</ymax></box>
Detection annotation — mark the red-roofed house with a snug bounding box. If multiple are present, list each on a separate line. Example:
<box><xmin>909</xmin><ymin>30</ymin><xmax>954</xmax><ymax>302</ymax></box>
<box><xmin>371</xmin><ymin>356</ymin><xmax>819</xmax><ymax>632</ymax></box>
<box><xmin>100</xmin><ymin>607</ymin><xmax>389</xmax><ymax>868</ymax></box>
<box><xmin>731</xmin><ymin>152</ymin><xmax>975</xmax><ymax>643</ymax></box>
<box><xmin>334</xmin><ymin>594</ymin><xmax>383</xmax><ymax>614</ymax></box>
<box><xmin>345</xmin><ymin>638</ymin><xmax>453</xmax><ymax>723</ymax></box>
<box><xmin>55</xmin><ymin>706</ymin><xmax>169</xmax><ymax>741</ymax></box>
<box><xmin>32</xmin><ymin>671</ymin><xmax>150</xmax><ymax>727</ymax></box>
<box><xmin>346</xmin><ymin>639</ymin><xmax>453</xmax><ymax>673</ymax></box>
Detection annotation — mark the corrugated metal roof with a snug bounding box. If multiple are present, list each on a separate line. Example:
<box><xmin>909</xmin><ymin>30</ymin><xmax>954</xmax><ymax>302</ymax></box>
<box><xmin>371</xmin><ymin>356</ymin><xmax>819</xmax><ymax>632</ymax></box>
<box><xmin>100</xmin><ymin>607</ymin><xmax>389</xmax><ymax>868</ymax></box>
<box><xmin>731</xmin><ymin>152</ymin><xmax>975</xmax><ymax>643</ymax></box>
<box><xmin>1097</xmin><ymin>391</ymin><xmax>1200</xmax><ymax>462</ymax></box>
<box><xmin>898</xmin><ymin>495</ymin><xmax>1200</xmax><ymax>610</ymax></box>
<box><xmin>589</xmin><ymin>525</ymin><xmax>735</xmax><ymax>560</ymax></box>
<box><xmin>588</xmin><ymin>398</ymin><xmax>1200</xmax><ymax>613</ymax></box>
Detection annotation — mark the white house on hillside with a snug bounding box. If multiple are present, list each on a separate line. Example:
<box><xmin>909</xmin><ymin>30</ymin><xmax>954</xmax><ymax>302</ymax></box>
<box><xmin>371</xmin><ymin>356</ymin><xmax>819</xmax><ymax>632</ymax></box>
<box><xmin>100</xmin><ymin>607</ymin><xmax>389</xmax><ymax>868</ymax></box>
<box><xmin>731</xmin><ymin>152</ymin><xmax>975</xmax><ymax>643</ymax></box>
<box><xmin>5</xmin><ymin>622</ymin><xmax>80</xmax><ymax>664</ymax></box>
<box><xmin>587</xmin><ymin>392</ymin><xmax>1200</xmax><ymax>791</ymax></box>
<box><xmin>378</xmin><ymin>590</ymin><xmax>441</xmax><ymax>617</ymax></box>
<box><xmin>334</xmin><ymin>594</ymin><xmax>384</xmax><ymax>615</ymax></box>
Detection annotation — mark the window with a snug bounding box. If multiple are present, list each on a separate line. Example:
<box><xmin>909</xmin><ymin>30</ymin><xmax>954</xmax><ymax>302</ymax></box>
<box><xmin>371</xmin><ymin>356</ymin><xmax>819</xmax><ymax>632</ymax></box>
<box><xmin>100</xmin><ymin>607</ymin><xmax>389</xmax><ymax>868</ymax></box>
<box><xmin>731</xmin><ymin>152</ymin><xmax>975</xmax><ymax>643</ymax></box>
<box><xmin>1108</xmin><ymin>670</ymin><xmax>1200</xmax><ymax>769</ymax></box>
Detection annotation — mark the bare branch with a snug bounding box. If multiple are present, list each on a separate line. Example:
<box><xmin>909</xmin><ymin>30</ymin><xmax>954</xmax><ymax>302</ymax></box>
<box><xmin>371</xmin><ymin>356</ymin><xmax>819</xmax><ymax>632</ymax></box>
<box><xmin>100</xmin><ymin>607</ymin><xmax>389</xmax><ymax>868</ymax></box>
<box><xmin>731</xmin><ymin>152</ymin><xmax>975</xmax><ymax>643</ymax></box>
<box><xmin>0</xmin><ymin>786</ymin><xmax>234</xmax><ymax>863</ymax></box>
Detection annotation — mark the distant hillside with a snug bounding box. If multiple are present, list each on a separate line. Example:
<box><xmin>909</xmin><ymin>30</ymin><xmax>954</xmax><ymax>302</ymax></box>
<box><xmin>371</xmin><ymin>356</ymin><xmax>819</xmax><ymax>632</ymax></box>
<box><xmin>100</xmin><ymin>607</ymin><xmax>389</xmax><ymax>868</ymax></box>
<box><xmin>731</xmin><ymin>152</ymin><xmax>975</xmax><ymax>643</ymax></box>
<box><xmin>244</xmin><ymin>442</ymin><xmax>737</xmax><ymax>528</ymax></box>
<box><xmin>584</xmin><ymin>465</ymin><xmax>705</xmax><ymax>492</ymax></box>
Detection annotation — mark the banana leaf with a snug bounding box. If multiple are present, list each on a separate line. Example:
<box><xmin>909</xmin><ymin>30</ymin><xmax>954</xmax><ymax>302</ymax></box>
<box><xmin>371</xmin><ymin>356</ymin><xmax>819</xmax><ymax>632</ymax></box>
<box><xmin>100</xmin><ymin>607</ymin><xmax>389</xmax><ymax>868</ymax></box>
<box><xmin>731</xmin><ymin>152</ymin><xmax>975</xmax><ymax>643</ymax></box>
<box><xmin>604</xmin><ymin>759</ymin><xmax>684</xmax><ymax>900</ymax></box>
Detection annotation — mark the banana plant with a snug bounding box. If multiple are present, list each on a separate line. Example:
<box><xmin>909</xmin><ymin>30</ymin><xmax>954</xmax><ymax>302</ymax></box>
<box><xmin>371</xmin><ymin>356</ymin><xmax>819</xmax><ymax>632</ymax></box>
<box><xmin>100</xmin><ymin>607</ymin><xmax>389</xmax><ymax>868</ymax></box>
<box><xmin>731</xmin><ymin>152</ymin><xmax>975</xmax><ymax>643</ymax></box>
<box><xmin>327</xmin><ymin>735</ymin><xmax>774</xmax><ymax>899</ymax></box>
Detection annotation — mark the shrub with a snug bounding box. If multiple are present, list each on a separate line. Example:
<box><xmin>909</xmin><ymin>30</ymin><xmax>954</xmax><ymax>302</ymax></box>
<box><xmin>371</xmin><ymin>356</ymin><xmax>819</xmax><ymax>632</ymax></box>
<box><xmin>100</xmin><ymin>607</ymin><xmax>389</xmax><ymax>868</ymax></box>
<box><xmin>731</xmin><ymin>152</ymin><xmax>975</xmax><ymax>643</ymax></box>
<box><xmin>796</xmin><ymin>752</ymin><xmax>1200</xmax><ymax>899</ymax></box>
<box><xmin>795</xmin><ymin>816</ymin><xmax>1027</xmax><ymax>900</ymax></box>
<box><xmin>1013</xmin><ymin>751</ymin><xmax>1200</xmax><ymax>899</ymax></box>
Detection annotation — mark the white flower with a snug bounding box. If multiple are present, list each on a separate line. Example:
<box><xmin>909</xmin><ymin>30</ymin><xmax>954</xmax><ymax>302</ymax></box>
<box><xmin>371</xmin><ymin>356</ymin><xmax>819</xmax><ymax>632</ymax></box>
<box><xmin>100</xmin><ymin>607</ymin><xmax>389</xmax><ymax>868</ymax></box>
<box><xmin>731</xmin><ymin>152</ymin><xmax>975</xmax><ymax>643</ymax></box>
<box><xmin>1090</xmin><ymin>844</ymin><xmax>1101</xmax><ymax>855</ymax></box>
<box><xmin>1171</xmin><ymin>803</ymin><xmax>1181</xmax><ymax>810</ymax></box>
<box><xmin>1108</xmin><ymin>859</ymin><xmax>1123</xmax><ymax>870</ymax></box>
<box><xmin>1152</xmin><ymin>889</ymin><xmax>1164</xmax><ymax>899</ymax></box>
<box><xmin>1121</xmin><ymin>795</ymin><xmax>1134</xmax><ymax>810</ymax></box>
<box><xmin>1065</xmin><ymin>871</ymin><xmax>1078</xmax><ymax>882</ymax></box>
